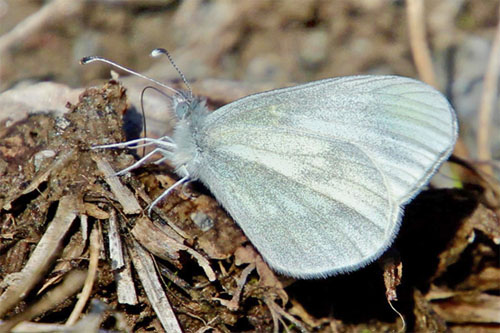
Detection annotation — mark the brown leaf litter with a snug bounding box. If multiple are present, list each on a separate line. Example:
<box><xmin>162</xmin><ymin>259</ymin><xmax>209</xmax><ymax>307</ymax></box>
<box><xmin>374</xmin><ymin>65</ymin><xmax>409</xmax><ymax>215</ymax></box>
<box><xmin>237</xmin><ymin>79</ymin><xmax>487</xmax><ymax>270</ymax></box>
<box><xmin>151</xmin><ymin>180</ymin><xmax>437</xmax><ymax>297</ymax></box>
<box><xmin>0</xmin><ymin>81</ymin><xmax>499</xmax><ymax>332</ymax></box>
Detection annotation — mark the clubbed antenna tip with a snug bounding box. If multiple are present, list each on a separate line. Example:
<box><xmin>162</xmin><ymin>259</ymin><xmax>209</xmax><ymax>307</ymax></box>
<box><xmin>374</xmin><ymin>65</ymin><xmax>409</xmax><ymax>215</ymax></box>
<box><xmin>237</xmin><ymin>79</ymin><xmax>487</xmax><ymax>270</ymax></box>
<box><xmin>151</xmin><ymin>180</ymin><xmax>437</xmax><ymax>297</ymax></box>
<box><xmin>150</xmin><ymin>48</ymin><xmax>192</xmax><ymax>97</ymax></box>
<box><xmin>151</xmin><ymin>48</ymin><xmax>168</xmax><ymax>58</ymax></box>
<box><xmin>80</xmin><ymin>56</ymin><xmax>97</xmax><ymax>65</ymax></box>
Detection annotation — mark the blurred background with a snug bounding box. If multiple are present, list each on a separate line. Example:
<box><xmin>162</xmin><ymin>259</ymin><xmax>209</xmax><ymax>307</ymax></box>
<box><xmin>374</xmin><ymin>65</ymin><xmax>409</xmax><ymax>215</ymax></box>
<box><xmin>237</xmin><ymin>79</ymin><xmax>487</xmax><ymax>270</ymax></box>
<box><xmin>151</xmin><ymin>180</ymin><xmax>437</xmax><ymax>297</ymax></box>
<box><xmin>0</xmin><ymin>0</ymin><xmax>499</xmax><ymax>167</ymax></box>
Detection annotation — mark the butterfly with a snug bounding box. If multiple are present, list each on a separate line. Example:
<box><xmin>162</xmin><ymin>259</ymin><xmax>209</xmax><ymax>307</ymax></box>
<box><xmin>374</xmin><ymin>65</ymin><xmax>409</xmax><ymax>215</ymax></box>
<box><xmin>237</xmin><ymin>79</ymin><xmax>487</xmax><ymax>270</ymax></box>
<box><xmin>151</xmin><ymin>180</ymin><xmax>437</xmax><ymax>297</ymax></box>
<box><xmin>82</xmin><ymin>49</ymin><xmax>458</xmax><ymax>278</ymax></box>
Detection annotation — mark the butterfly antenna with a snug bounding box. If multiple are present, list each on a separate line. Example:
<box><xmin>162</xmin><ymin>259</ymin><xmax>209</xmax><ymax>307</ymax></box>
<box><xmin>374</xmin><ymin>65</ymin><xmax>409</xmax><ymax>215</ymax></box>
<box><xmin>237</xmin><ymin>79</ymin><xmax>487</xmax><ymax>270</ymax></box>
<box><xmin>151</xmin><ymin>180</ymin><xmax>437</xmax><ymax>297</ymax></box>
<box><xmin>139</xmin><ymin>86</ymin><xmax>173</xmax><ymax>155</ymax></box>
<box><xmin>80</xmin><ymin>56</ymin><xmax>183</xmax><ymax>96</ymax></box>
<box><xmin>151</xmin><ymin>48</ymin><xmax>193</xmax><ymax>99</ymax></box>
<box><xmin>139</xmin><ymin>87</ymin><xmax>148</xmax><ymax>157</ymax></box>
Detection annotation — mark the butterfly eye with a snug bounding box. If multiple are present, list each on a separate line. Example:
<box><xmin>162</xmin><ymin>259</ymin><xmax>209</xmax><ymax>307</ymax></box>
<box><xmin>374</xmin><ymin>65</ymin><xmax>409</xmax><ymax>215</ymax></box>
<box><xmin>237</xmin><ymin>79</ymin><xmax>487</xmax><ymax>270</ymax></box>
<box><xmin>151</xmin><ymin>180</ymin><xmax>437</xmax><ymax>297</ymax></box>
<box><xmin>174</xmin><ymin>100</ymin><xmax>190</xmax><ymax>119</ymax></box>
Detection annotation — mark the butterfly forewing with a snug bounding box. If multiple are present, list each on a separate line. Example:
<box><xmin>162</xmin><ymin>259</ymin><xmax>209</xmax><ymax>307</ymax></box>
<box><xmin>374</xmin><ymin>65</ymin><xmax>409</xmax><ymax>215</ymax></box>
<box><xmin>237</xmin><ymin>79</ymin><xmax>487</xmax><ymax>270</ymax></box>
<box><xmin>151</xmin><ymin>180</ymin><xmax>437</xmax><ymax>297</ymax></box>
<box><xmin>193</xmin><ymin>75</ymin><xmax>457</xmax><ymax>277</ymax></box>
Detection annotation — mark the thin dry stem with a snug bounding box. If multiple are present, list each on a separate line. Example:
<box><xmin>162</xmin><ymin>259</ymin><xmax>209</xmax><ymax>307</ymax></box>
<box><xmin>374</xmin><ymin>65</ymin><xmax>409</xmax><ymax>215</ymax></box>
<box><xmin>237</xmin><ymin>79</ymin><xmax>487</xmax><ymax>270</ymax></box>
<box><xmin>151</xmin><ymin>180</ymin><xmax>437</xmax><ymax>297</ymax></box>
<box><xmin>406</xmin><ymin>0</ymin><xmax>437</xmax><ymax>87</ymax></box>
<box><xmin>66</xmin><ymin>222</ymin><xmax>102</xmax><ymax>326</ymax></box>
<box><xmin>0</xmin><ymin>271</ymin><xmax>86</xmax><ymax>332</ymax></box>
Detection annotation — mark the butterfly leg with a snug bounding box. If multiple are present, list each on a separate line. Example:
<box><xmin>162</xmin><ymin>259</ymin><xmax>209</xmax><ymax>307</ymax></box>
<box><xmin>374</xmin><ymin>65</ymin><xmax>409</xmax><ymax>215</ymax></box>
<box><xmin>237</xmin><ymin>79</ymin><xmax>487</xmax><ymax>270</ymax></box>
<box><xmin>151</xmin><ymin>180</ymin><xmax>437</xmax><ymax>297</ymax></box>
<box><xmin>92</xmin><ymin>136</ymin><xmax>176</xmax><ymax>150</ymax></box>
<box><xmin>92</xmin><ymin>136</ymin><xmax>176</xmax><ymax>175</ymax></box>
<box><xmin>92</xmin><ymin>136</ymin><xmax>190</xmax><ymax>216</ymax></box>
<box><xmin>147</xmin><ymin>170</ymin><xmax>190</xmax><ymax>216</ymax></box>
<box><xmin>114</xmin><ymin>147</ymin><xmax>174</xmax><ymax>176</ymax></box>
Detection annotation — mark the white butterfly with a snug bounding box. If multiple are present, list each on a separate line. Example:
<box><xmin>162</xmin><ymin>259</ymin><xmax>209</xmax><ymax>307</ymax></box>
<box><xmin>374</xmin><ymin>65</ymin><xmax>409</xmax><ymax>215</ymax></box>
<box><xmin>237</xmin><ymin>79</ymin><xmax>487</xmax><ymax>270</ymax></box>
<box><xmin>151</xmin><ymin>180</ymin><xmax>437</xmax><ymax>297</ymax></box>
<box><xmin>83</xmin><ymin>49</ymin><xmax>458</xmax><ymax>278</ymax></box>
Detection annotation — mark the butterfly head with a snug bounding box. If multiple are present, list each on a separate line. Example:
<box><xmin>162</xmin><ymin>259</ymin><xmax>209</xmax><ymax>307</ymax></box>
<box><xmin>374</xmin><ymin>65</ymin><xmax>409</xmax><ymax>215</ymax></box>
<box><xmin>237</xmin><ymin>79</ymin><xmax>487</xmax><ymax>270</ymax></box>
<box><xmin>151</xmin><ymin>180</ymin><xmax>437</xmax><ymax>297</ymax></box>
<box><xmin>172</xmin><ymin>92</ymin><xmax>210</xmax><ymax>126</ymax></box>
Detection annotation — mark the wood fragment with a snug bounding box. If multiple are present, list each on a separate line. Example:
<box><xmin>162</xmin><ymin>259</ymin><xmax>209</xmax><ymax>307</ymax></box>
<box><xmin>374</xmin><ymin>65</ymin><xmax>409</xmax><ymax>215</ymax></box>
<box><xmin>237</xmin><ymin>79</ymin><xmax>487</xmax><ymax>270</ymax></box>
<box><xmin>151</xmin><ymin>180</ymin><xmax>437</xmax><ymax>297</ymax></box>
<box><xmin>37</xmin><ymin>230</ymin><xmax>87</xmax><ymax>295</ymax></box>
<box><xmin>132</xmin><ymin>216</ymin><xmax>216</xmax><ymax>281</ymax></box>
<box><xmin>92</xmin><ymin>155</ymin><xmax>142</xmax><ymax>215</ymax></box>
<box><xmin>156</xmin><ymin>264</ymin><xmax>192</xmax><ymax>296</ymax></box>
<box><xmin>129</xmin><ymin>238</ymin><xmax>182</xmax><ymax>333</ymax></box>
<box><xmin>413</xmin><ymin>289</ymin><xmax>448</xmax><ymax>332</ymax></box>
<box><xmin>115</xmin><ymin>246</ymin><xmax>138</xmax><ymax>305</ymax></box>
<box><xmin>432</xmin><ymin>293</ymin><xmax>500</xmax><ymax>324</ymax></box>
<box><xmin>7</xmin><ymin>321</ymin><xmax>105</xmax><ymax>332</ymax></box>
<box><xmin>234</xmin><ymin>245</ymin><xmax>288</xmax><ymax>304</ymax></box>
<box><xmin>84</xmin><ymin>202</ymin><xmax>110</xmax><ymax>220</ymax></box>
<box><xmin>80</xmin><ymin>214</ymin><xmax>89</xmax><ymax>241</ymax></box>
<box><xmin>108</xmin><ymin>209</ymin><xmax>125</xmax><ymax>270</ymax></box>
<box><xmin>0</xmin><ymin>195</ymin><xmax>79</xmax><ymax>317</ymax></box>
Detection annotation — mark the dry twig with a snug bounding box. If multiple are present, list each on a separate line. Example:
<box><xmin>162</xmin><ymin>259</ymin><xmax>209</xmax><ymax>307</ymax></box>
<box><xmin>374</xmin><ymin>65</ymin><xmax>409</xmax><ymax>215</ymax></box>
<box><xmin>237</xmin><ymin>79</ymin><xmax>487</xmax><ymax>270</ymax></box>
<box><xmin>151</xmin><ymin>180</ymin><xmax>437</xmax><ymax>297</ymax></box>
<box><xmin>477</xmin><ymin>4</ymin><xmax>500</xmax><ymax>175</ymax></box>
<box><xmin>128</xmin><ymin>238</ymin><xmax>182</xmax><ymax>333</ymax></box>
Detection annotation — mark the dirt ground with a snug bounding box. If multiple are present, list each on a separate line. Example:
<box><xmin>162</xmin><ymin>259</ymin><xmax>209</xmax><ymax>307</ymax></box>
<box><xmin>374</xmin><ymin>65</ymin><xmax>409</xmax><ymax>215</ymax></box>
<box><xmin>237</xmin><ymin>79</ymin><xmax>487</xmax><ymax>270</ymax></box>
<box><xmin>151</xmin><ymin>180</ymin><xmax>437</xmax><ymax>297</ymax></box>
<box><xmin>0</xmin><ymin>1</ymin><xmax>499</xmax><ymax>332</ymax></box>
